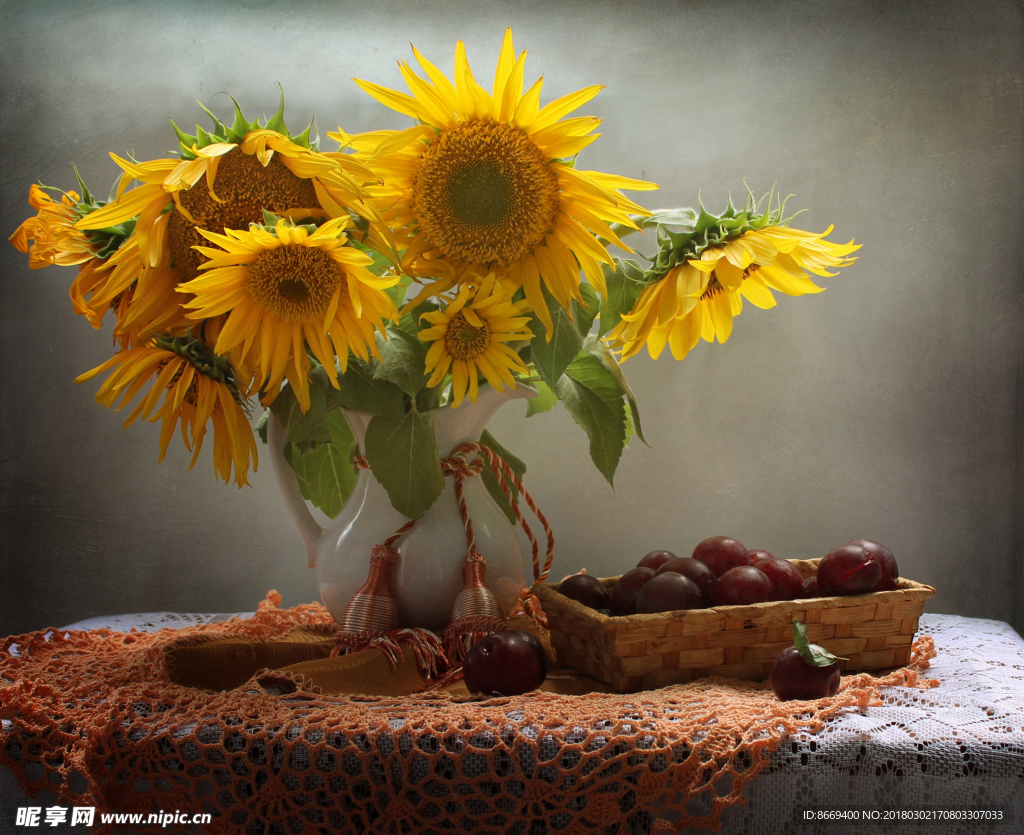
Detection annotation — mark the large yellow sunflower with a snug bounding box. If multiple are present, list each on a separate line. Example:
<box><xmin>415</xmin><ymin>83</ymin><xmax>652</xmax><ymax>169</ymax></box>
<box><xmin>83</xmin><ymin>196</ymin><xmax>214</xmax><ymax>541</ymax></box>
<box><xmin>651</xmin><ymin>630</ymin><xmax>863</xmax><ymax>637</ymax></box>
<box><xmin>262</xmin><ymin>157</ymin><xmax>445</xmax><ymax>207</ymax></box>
<box><xmin>611</xmin><ymin>224</ymin><xmax>860</xmax><ymax>361</ymax></box>
<box><xmin>179</xmin><ymin>217</ymin><xmax>399</xmax><ymax>411</ymax></box>
<box><xmin>342</xmin><ymin>29</ymin><xmax>657</xmax><ymax>335</ymax></box>
<box><xmin>418</xmin><ymin>274</ymin><xmax>533</xmax><ymax>408</ymax></box>
<box><xmin>72</xmin><ymin>100</ymin><xmax>391</xmax><ymax>346</ymax></box>
<box><xmin>75</xmin><ymin>337</ymin><xmax>257</xmax><ymax>487</ymax></box>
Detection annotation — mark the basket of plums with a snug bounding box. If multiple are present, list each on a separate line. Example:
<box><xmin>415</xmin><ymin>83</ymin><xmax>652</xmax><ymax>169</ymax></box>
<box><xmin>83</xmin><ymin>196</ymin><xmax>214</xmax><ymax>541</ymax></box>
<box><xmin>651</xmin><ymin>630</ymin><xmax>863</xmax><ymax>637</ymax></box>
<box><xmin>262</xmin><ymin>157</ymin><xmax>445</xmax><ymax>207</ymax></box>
<box><xmin>532</xmin><ymin>536</ymin><xmax>935</xmax><ymax>693</ymax></box>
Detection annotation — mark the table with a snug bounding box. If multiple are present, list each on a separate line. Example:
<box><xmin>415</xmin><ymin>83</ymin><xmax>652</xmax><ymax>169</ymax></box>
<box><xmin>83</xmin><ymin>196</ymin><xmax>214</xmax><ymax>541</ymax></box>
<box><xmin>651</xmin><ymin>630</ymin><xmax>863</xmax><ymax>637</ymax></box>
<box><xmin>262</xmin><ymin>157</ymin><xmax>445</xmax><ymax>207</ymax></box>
<box><xmin>2</xmin><ymin>613</ymin><xmax>1022</xmax><ymax>833</ymax></box>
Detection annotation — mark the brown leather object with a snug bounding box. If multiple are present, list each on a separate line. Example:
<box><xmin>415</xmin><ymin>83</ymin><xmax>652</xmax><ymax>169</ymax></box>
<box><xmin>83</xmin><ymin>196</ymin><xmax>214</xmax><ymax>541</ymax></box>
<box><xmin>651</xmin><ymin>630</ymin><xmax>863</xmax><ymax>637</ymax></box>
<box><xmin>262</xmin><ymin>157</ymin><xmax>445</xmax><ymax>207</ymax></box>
<box><xmin>165</xmin><ymin>625</ymin><xmax>336</xmax><ymax>691</ymax></box>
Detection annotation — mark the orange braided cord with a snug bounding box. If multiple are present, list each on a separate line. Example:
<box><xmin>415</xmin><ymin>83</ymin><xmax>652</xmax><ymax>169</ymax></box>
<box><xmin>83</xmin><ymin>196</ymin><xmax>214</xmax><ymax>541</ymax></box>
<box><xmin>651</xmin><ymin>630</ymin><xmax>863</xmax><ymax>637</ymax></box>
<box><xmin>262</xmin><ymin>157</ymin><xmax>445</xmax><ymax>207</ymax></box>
<box><xmin>383</xmin><ymin>518</ymin><xmax>418</xmax><ymax>548</ymax></box>
<box><xmin>451</xmin><ymin>442</ymin><xmax>555</xmax><ymax>586</ymax></box>
<box><xmin>355</xmin><ymin>443</ymin><xmax>552</xmax><ymax>582</ymax></box>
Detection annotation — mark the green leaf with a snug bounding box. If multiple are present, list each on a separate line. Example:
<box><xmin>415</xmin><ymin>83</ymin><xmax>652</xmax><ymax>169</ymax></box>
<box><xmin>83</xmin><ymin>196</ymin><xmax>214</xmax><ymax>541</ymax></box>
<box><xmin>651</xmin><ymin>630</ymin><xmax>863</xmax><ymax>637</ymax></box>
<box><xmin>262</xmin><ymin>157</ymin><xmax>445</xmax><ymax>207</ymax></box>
<box><xmin>283</xmin><ymin>410</ymin><xmax>359</xmax><ymax>518</ymax></box>
<box><xmin>398</xmin><ymin>298</ymin><xmax>439</xmax><ymax>334</ymax></box>
<box><xmin>554</xmin><ymin>369</ymin><xmax>626</xmax><ymax>486</ymax></box>
<box><xmin>583</xmin><ymin>336</ymin><xmax>647</xmax><ymax>445</ymax></box>
<box><xmin>529</xmin><ymin>287</ymin><xmax>583</xmax><ymax>386</ymax></box>
<box><xmin>598</xmin><ymin>261</ymin><xmax>646</xmax><ymax>338</ymax></box>
<box><xmin>363</xmin><ymin>410</ymin><xmax>444</xmax><ymax>519</ymax></box>
<box><xmin>265</xmin><ymin>85</ymin><xmax>288</xmax><ymax>135</ymax></box>
<box><xmin>525</xmin><ymin>380</ymin><xmax>558</xmax><ymax>417</ymax></box>
<box><xmin>330</xmin><ymin>358</ymin><xmax>406</xmax><ymax>417</ymax></box>
<box><xmin>226</xmin><ymin>95</ymin><xmax>258</xmax><ymax>142</ymax></box>
<box><xmin>636</xmin><ymin>207</ymin><xmax>697</xmax><ymax>232</ymax></box>
<box><xmin>308</xmin><ymin>364</ymin><xmax>345</xmax><ymax>412</ymax></box>
<box><xmin>255</xmin><ymin>409</ymin><xmax>270</xmax><ymax>444</ymax></box>
<box><xmin>268</xmin><ymin>381</ymin><xmax>332</xmax><ymax>453</ymax></box>
<box><xmin>374</xmin><ymin>327</ymin><xmax>430</xmax><ymax>397</ymax></box>
<box><xmin>572</xmin><ymin>282</ymin><xmax>601</xmax><ymax>339</ymax></box>
<box><xmin>793</xmin><ymin>620</ymin><xmax>848</xmax><ymax>667</ymax></box>
<box><xmin>564</xmin><ymin>351</ymin><xmax>625</xmax><ymax>405</ymax></box>
<box><xmin>480</xmin><ymin>430</ymin><xmax>527</xmax><ymax>524</ymax></box>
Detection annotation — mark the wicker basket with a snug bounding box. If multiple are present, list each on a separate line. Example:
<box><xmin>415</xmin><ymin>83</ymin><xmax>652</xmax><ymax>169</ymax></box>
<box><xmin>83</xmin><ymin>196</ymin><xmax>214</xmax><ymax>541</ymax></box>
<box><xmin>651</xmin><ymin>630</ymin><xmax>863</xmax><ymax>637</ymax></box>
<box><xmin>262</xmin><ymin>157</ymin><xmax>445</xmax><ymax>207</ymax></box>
<box><xmin>534</xmin><ymin>558</ymin><xmax>935</xmax><ymax>693</ymax></box>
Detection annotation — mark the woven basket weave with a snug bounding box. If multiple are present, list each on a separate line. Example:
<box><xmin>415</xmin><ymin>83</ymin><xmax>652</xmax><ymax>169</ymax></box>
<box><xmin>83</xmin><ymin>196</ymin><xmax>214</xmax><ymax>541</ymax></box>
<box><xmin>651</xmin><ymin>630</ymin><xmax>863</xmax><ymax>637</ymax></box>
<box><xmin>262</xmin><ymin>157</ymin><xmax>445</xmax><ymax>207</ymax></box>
<box><xmin>534</xmin><ymin>558</ymin><xmax>935</xmax><ymax>693</ymax></box>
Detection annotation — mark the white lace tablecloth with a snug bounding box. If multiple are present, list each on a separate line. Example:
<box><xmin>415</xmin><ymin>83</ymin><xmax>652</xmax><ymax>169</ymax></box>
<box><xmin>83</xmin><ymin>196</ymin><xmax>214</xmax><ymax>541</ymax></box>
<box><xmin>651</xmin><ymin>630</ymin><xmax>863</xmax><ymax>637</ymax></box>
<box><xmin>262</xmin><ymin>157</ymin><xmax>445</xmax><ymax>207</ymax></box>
<box><xmin>2</xmin><ymin>613</ymin><xmax>1022</xmax><ymax>833</ymax></box>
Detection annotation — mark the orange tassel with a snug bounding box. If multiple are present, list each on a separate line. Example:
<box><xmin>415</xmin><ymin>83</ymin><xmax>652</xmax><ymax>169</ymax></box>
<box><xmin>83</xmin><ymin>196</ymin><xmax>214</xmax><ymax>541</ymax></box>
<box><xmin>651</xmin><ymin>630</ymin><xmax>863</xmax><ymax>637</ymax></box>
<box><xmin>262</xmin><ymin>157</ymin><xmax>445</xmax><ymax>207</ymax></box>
<box><xmin>442</xmin><ymin>552</ymin><xmax>508</xmax><ymax>663</ymax></box>
<box><xmin>332</xmin><ymin>544</ymin><xmax>400</xmax><ymax>655</ymax></box>
<box><xmin>331</xmin><ymin>544</ymin><xmax>449</xmax><ymax>679</ymax></box>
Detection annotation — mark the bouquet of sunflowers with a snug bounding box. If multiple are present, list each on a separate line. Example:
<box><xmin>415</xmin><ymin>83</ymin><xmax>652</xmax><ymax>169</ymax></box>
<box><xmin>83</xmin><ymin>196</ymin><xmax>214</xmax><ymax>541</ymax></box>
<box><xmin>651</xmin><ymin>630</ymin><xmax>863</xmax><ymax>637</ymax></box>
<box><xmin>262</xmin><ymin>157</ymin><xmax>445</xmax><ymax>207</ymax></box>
<box><xmin>11</xmin><ymin>30</ymin><xmax>858</xmax><ymax>522</ymax></box>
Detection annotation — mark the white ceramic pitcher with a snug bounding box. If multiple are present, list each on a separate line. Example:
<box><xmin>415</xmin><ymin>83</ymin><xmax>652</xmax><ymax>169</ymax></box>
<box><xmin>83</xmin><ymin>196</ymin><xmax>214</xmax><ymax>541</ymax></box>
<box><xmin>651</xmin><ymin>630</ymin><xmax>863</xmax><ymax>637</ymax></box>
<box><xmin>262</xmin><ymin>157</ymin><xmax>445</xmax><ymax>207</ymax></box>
<box><xmin>267</xmin><ymin>385</ymin><xmax>535</xmax><ymax>631</ymax></box>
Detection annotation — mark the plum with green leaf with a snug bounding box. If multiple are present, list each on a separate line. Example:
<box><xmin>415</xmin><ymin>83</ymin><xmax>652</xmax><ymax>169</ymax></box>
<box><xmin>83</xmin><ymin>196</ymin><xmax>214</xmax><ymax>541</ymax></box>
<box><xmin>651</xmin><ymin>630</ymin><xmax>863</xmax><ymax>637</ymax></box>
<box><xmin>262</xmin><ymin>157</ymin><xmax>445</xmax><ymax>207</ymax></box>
<box><xmin>769</xmin><ymin>621</ymin><xmax>846</xmax><ymax>701</ymax></box>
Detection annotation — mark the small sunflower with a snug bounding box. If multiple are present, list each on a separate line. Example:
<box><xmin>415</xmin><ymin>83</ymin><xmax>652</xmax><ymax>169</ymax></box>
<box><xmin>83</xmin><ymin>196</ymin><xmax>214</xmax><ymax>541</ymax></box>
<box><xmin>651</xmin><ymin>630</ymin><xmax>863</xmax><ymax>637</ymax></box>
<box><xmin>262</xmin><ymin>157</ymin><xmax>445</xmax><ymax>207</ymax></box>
<box><xmin>418</xmin><ymin>274</ymin><xmax>533</xmax><ymax>408</ymax></box>
<box><xmin>75</xmin><ymin>335</ymin><xmax>257</xmax><ymax>487</ymax></box>
<box><xmin>10</xmin><ymin>179</ymin><xmax>171</xmax><ymax>346</ymax></box>
<box><xmin>609</xmin><ymin>195</ymin><xmax>860</xmax><ymax>360</ymax></box>
<box><xmin>9</xmin><ymin>184</ymin><xmax>96</xmax><ymax>268</ymax></box>
<box><xmin>72</xmin><ymin>96</ymin><xmax>391</xmax><ymax>345</ymax></box>
<box><xmin>344</xmin><ymin>29</ymin><xmax>657</xmax><ymax>335</ymax></box>
<box><xmin>179</xmin><ymin>217</ymin><xmax>399</xmax><ymax>411</ymax></box>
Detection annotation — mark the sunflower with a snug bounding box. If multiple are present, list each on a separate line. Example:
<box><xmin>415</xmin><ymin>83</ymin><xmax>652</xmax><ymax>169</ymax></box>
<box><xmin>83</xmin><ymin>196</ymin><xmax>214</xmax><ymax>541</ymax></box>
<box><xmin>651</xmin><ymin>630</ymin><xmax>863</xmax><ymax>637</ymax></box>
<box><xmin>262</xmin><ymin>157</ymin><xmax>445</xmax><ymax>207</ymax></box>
<box><xmin>72</xmin><ymin>97</ymin><xmax>391</xmax><ymax>346</ymax></box>
<box><xmin>9</xmin><ymin>180</ymin><xmax>171</xmax><ymax>346</ymax></box>
<box><xmin>343</xmin><ymin>29</ymin><xmax>657</xmax><ymax>336</ymax></box>
<box><xmin>418</xmin><ymin>274</ymin><xmax>532</xmax><ymax>408</ymax></box>
<box><xmin>75</xmin><ymin>336</ymin><xmax>257</xmax><ymax>487</ymax></box>
<box><xmin>609</xmin><ymin>198</ymin><xmax>860</xmax><ymax>360</ymax></box>
<box><xmin>9</xmin><ymin>184</ymin><xmax>96</xmax><ymax>268</ymax></box>
<box><xmin>178</xmin><ymin>217</ymin><xmax>399</xmax><ymax>411</ymax></box>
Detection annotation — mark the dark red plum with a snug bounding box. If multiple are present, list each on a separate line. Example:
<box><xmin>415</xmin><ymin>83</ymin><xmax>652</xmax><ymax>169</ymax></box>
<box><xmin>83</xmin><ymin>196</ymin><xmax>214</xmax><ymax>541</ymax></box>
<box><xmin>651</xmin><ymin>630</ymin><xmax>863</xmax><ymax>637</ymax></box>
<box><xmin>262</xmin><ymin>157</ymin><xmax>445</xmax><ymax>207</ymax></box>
<box><xmin>817</xmin><ymin>544</ymin><xmax>881</xmax><ymax>596</ymax></box>
<box><xmin>747</xmin><ymin>549</ymin><xmax>775</xmax><ymax>564</ymax></box>
<box><xmin>610</xmin><ymin>567</ymin><xmax>655</xmax><ymax>616</ymax></box>
<box><xmin>463</xmin><ymin>631</ymin><xmax>547</xmax><ymax>696</ymax></box>
<box><xmin>803</xmin><ymin>577</ymin><xmax>820</xmax><ymax>598</ymax></box>
<box><xmin>770</xmin><ymin>647</ymin><xmax>841</xmax><ymax>700</ymax></box>
<box><xmin>754</xmin><ymin>558</ymin><xmax>805</xmax><ymax>601</ymax></box>
<box><xmin>692</xmin><ymin>536</ymin><xmax>749</xmax><ymax>578</ymax></box>
<box><xmin>559</xmin><ymin>573</ymin><xmax>612</xmax><ymax>610</ymax></box>
<box><xmin>654</xmin><ymin>557</ymin><xmax>717</xmax><ymax>602</ymax></box>
<box><xmin>848</xmin><ymin>539</ymin><xmax>899</xmax><ymax>591</ymax></box>
<box><xmin>635</xmin><ymin>572</ymin><xmax>702</xmax><ymax>614</ymax></box>
<box><xmin>712</xmin><ymin>566</ymin><xmax>774</xmax><ymax>606</ymax></box>
<box><xmin>637</xmin><ymin>550</ymin><xmax>677</xmax><ymax>572</ymax></box>
<box><xmin>769</xmin><ymin>621</ymin><xmax>844</xmax><ymax>701</ymax></box>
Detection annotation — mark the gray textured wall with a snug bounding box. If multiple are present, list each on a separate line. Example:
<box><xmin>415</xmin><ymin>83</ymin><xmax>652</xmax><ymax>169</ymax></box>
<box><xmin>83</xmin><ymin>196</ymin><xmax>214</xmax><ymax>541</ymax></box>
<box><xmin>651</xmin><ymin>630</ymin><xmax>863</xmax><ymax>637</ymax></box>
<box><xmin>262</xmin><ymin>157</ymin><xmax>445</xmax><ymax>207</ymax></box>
<box><xmin>2</xmin><ymin>0</ymin><xmax>1022</xmax><ymax>637</ymax></box>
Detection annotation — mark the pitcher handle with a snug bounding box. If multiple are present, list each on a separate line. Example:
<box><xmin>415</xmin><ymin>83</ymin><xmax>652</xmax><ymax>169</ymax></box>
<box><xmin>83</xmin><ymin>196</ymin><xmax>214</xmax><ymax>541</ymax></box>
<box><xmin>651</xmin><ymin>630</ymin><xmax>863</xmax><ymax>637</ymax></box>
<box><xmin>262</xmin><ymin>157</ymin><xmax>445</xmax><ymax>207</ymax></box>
<box><xmin>267</xmin><ymin>413</ymin><xmax>324</xmax><ymax>568</ymax></box>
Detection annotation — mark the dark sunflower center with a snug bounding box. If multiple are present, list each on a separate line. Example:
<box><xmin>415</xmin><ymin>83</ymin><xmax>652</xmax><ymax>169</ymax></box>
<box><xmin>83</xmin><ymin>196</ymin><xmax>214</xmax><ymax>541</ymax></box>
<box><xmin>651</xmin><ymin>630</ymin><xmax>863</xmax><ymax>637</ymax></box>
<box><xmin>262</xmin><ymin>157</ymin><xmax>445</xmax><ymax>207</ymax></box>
<box><xmin>159</xmin><ymin>359</ymin><xmax>200</xmax><ymax>406</ymax></box>
<box><xmin>413</xmin><ymin>121</ymin><xmax>559</xmax><ymax>266</ymax></box>
<box><xmin>700</xmin><ymin>266</ymin><xmax>758</xmax><ymax>300</ymax></box>
<box><xmin>448</xmin><ymin>160</ymin><xmax>514</xmax><ymax>226</ymax></box>
<box><xmin>245</xmin><ymin>244</ymin><xmax>342</xmax><ymax>322</ymax></box>
<box><xmin>700</xmin><ymin>275</ymin><xmax>724</xmax><ymax>300</ymax></box>
<box><xmin>168</xmin><ymin>149</ymin><xmax>319</xmax><ymax>283</ymax></box>
<box><xmin>444</xmin><ymin>312</ymin><xmax>491</xmax><ymax>360</ymax></box>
